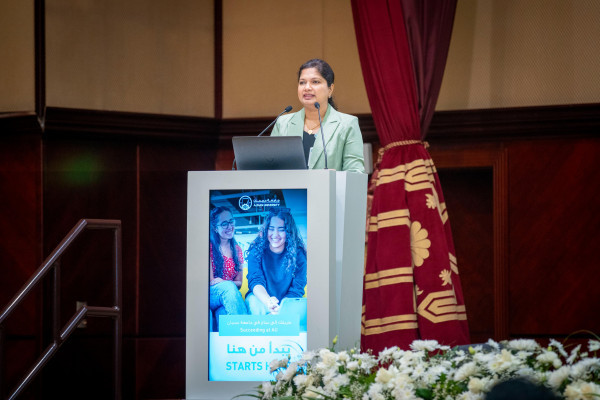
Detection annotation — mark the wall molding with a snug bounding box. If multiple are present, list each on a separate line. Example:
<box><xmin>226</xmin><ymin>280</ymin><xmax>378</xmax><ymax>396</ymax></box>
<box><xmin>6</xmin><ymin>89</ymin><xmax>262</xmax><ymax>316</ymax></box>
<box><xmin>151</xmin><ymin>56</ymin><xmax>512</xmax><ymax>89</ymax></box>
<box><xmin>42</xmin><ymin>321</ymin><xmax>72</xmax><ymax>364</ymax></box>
<box><xmin>2</xmin><ymin>103</ymin><xmax>598</xmax><ymax>144</ymax></box>
<box><xmin>427</xmin><ymin>103</ymin><xmax>600</xmax><ymax>143</ymax></box>
<box><xmin>42</xmin><ymin>107</ymin><xmax>219</xmax><ymax>143</ymax></box>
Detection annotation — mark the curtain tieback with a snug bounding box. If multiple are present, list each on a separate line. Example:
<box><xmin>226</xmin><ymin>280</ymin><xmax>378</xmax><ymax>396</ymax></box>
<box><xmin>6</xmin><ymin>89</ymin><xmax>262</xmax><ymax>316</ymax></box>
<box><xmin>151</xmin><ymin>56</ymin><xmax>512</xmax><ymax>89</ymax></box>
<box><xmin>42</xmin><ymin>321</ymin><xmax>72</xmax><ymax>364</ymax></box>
<box><xmin>377</xmin><ymin>140</ymin><xmax>429</xmax><ymax>164</ymax></box>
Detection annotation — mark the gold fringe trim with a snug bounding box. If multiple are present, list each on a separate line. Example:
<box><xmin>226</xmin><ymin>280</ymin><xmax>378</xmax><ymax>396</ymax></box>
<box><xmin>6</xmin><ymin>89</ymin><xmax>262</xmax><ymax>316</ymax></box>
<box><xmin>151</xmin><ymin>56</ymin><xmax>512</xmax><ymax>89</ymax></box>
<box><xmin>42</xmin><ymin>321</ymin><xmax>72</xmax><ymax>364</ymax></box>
<box><xmin>377</xmin><ymin>140</ymin><xmax>429</xmax><ymax>165</ymax></box>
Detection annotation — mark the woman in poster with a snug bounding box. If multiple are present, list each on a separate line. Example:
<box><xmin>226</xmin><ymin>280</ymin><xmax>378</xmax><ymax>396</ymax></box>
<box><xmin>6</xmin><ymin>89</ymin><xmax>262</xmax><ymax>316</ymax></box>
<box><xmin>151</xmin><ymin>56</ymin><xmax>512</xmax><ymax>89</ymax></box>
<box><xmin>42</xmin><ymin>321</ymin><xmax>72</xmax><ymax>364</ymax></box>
<box><xmin>209</xmin><ymin>206</ymin><xmax>247</xmax><ymax>327</ymax></box>
<box><xmin>245</xmin><ymin>207</ymin><xmax>307</xmax><ymax>316</ymax></box>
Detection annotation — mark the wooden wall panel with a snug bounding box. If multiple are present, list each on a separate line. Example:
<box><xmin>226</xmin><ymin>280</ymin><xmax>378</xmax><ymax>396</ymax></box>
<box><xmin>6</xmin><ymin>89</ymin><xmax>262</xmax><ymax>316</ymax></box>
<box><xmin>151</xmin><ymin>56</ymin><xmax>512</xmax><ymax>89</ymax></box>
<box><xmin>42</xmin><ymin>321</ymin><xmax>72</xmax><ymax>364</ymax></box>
<box><xmin>43</xmin><ymin>138</ymin><xmax>138</xmax><ymax>333</ymax></box>
<box><xmin>436</xmin><ymin>168</ymin><xmax>494</xmax><ymax>344</ymax></box>
<box><xmin>430</xmin><ymin>144</ymin><xmax>509</xmax><ymax>342</ymax></box>
<box><xmin>135</xmin><ymin>141</ymin><xmax>215</xmax><ymax>398</ymax></box>
<box><xmin>138</xmin><ymin>142</ymin><xmax>216</xmax><ymax>336</ymax></box>
<box><xmin>41</xmin><ymin>138</ymin><xmax>137</xmax><ymax>398</ymax></box>
<box><xmin>0</xmin><ymin>127</ymin><xmax>42</xmax><ymax>399</ymax></box>
<box><xmin>37</xmin><ymin>108</ymin><xmax>219</xmax><ymax>399</ymax></box>
<box><xmin>0</xmin><ymin>132</ymin><xmax>42</xmax><ymax>333</ymax></box>
<box><xmin>134</xmin><ymin>338</ymin><xmax>185</xmax><ymax>399</ymax></box>
<box><xmin>507</xmin><ymin>138</ymin><xmax>600</xmax><ymax>337</ymax></box>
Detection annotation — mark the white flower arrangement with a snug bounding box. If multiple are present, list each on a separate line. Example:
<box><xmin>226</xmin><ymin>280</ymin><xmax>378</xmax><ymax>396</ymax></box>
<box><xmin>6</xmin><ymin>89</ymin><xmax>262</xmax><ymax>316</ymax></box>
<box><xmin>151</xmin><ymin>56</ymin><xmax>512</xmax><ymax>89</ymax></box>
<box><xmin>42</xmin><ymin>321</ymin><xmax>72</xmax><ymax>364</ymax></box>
<box><xmin>240</xmin><ymin>337</ymin><xmax>600</xmax><ymax>400</ymax></box>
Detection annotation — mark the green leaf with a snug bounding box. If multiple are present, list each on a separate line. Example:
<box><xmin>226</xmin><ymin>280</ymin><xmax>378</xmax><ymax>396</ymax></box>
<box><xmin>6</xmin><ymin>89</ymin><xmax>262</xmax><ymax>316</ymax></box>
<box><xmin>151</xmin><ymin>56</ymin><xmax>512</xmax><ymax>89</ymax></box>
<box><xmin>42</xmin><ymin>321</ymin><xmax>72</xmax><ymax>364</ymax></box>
<box><xmin>232</xmin><ymin>393</ymin><xmax>263</xmax><ymax>400</ymax></box>
<box><xmin>415</xmin><ymin>388</ymin><xmax>434</xmax><ymax>400</ymax></box>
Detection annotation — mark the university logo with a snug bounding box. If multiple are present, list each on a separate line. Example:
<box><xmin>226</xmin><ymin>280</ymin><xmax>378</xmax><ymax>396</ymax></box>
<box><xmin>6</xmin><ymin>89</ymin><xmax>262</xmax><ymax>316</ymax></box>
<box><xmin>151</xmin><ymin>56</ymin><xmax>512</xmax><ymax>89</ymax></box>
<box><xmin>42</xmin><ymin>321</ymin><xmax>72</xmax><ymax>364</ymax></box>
<box><xmin>238</xmin><ymin>195</ymin><xmax>252</xmax><ymax>211</ymax></box>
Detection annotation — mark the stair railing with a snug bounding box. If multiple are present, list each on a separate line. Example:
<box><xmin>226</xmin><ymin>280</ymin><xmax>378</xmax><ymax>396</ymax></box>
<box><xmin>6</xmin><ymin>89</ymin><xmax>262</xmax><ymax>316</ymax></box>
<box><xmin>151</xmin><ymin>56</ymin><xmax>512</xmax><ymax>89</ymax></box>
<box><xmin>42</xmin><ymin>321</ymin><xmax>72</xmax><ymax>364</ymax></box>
<box><xmin>0</xmin><ymin>219</ymin><xmax>122</xmax><ymax>400</ymax></box>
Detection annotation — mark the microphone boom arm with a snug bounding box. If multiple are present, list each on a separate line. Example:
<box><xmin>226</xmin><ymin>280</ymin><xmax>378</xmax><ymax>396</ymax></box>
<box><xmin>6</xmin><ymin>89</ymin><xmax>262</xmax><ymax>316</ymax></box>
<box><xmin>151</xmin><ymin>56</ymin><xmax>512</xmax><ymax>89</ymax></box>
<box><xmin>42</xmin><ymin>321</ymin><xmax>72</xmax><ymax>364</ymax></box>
<box><xmin>314</xmin><ymin>102</ymin><xmax>328</xmax><ymax>169</ymax></box>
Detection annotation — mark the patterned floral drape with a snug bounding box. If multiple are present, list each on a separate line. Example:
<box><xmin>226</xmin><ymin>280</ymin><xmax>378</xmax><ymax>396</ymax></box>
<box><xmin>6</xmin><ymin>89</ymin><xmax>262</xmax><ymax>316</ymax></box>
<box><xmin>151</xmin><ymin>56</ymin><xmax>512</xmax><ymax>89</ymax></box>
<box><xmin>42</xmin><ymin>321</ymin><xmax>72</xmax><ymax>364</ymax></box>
<box><xmin>352</xmin><ymin>0</ymin><xmax>470</xmax><ymax>353</ymax></box>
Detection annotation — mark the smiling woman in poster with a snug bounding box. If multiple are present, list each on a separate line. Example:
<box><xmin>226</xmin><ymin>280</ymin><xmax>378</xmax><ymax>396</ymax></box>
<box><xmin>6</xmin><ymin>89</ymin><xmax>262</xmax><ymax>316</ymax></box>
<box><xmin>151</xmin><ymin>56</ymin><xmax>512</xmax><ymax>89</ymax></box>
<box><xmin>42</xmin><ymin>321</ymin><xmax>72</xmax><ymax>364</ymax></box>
<box><xmin>209</xmin><ymin>206</ymin><xmax>247</xmax><ymax>329</ymax></box>
<box><xmin>245</xmin><ymin>207</ymin><xmax>307</xmax><ymax>316</ymax></box>
<box><xmin>270</xmin><ymin>58</ymin><xmax>365</xmax><ymax>173</ymax></box>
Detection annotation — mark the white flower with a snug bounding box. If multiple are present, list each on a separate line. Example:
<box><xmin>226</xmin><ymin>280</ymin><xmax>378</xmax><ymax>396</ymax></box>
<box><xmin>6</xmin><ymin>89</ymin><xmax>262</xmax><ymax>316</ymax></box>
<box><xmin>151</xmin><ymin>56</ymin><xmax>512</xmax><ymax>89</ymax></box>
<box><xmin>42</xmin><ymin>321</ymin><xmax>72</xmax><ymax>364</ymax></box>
<box><xmin>422</xmin><ymin>365</ymin><xmax>448</xmax><ymax>386</ymax></box>
<box><xmin>319</xmin><ymin>348</ymin><xmax>338</xmax><ymax>367</ymax></box>
<box><xmin>410</xmin><ymin>340</ymin><xmax>440</xmax><ymax>352</ymax></box>
<box><xmin>537</xmin><ymin>350</ymin><xmax>562</xmax><ymax>369</ymax></box>
<box><xmin>337</xmin><ymin>350</ymin><xmax>350</xmax><ymax>362</ymax></box>
<box><xmin>570</xmin><ymin>358</ymin><xmax>600</xmax><ymax>380</ymax></box>
<box><xmin>302</xmin><ymin>350</ymin><xmax>318</xmax><ymax>363</ymax></box>
<box><xmin>269</xmin><ymin>358</ymin><xmax>287</xmax><ymax>373</ymax></box>
<box><xmin>324</xmin><ymin>374</ymin><xmax>350</xmax><ymax>394</ymax></box>
<box><xmin>260</xmin><ymin>382</ymin><xmax>274</xmax><ymax>399</ymax></box>
<box><xmin>391</xmin><ymin>385</ymin><xmax>417</xmax><ymax>400</ymax></box>
<box><xmin>548</xmin><ymin>366</ymin><xmax>571</xmax><ymax>389</ymax></box>
<box><xmin>347</xmin><ymin>360</ymin><xmax>359</xmax><ymax>371</ymax></box>
<box><xmin>293</xmin><ymin>374</ymin><xmax>309</xmax><ymax>389</ymax></box>
<box><xmin>454</xmin><ymin>361</ymin><xmax>478</xmax><ymax>381</ymax></box>
<box><xmin>488</xmin><ymin>349</ymin><xmax>516</xmax><ymax>374</ymax></box>
<box><xmin>550</xmin><ymin>339</ymin><xmax>569</xmax><ymax>358</ymax></box>
<box><xmin>379</xmin><ymin>347</ymin><xmax>397</xmax><ymax>361</ymax></box>
<box><xmin>388</xmin><ymin>372</ymin><xmax>415</xmax><ymax>400</ymax></box>
<box><xmin>568</xmin><ymin>345</ymin><xmax>582</xmax><ymax>365</ymax></box>
<box><xmin>409</xmin><ymin>362</ymin><xmax>426</xmax><ymax>380</ymax></box>
<box><xmin>251</xmin><ymin>337</ymin><xmax>600</xmax><ymax>400</ymax></box>
<box><xmin>458</xmin><ymin>392</ymin><xmax>484</xmax><ymax>400</ymax></box>
<box><xmin>564</xmin><ymin>379</ymin><xmax>600</xmax><ymax>400</ymax></box>
<box><xmin>473</xmin><ymin>351</ymin><xmax>495</xmax><ymax>366</ymax></box>
<box><xmin>468</xmin><ymin>377</ymin><xmax>493</xmax><ymax>394</ymax></box>
<box><xmin>375</xmin><ymin>366</ymin><xmax>396</xmax><ymax>384</ymax></box>
<box><xmin>588</xmin><ymin>340</ymin><xmax>600</xmax><ymax>352</ymax></box>
<box><xmin>281</xmin><ymin>362</ymin><xmax>298</xmax><ymax>382</ymax></box>
<box><xmin>486</xmin><ymin>339</ymin><xmax>501</xmax><ymax>351</ymax></box>
<box><xmin>353</xmin><ymin>352</ymin><xmax>378</xmax><ymax>373</ymax></box>
<box><xmin>506</xmin><ymin>339</ymin><xmax>539</xmax><ymax>352</ymax></box>
<box><xmin>453</xmin><ymin>350</ymin><xmax>468</xmax><ymax>364</ymax></box>
<box><xmin>366</xmin><ymin>382</ymin><xmax>385</xmax><ymax>400</ymax></box>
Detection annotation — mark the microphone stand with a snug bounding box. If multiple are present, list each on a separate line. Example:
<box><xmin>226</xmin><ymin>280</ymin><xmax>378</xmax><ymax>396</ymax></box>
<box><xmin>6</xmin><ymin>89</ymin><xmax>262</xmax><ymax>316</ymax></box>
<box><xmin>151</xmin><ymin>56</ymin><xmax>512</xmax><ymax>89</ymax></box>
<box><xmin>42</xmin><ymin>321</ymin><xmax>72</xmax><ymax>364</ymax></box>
<box><xmin>314</xmin><ymin>102</ymin><xmax>328</xmax><ymax>169</ymax></box>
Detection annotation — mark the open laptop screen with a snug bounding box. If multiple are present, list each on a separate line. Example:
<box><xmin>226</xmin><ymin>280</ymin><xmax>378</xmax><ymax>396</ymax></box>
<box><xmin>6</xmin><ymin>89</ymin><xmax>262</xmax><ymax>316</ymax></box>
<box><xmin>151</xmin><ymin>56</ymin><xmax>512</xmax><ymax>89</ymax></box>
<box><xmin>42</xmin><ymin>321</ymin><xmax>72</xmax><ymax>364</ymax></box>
<box><xmin>232</xmin><ymin>136</ymin><xmax>307</xmax><ymax>170</ymax></box>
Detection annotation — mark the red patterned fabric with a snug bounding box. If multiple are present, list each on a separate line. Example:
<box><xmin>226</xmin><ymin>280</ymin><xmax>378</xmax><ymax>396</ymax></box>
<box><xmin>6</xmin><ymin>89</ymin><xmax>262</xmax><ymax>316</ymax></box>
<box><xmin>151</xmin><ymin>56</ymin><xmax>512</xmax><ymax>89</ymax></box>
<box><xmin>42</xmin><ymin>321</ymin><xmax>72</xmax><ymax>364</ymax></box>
<box><xmin>352</xmin><ymin>0</ymin><xmax>470</xmax><ymax>353</ymax></box>
<box><xmin>210</xmin><ymin>243</ymin><xmax>243</xmax><ymax>282</ymax></box>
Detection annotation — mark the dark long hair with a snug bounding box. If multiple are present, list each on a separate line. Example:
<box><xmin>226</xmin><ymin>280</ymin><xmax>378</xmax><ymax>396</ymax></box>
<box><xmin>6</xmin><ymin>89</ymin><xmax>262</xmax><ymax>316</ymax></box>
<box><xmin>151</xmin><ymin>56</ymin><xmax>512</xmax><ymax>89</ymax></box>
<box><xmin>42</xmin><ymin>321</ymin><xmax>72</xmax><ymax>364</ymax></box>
<box><xmin>209</xmin><ymin>206</ymin><xmax>242</xmax><ymax>278</ymax></box>
<box><xmin>247</xmin><ymin>207</ymin><xmax>306</xmax><ymax>275</ymax></box>
<box><xmin>298</xmin><ymin>58</ymin><xmax>337</xmax><ymax>110</ymax></box>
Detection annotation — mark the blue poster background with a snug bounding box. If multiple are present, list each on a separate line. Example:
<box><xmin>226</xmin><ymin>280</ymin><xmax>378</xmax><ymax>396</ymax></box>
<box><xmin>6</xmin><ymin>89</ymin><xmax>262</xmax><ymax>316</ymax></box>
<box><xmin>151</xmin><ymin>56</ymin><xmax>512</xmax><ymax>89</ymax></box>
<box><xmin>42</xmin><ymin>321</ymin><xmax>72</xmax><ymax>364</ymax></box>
<box><xmin>208</xmin><ymin>188</ymin><xmax>308</xmax><ymax>381</ymax></box>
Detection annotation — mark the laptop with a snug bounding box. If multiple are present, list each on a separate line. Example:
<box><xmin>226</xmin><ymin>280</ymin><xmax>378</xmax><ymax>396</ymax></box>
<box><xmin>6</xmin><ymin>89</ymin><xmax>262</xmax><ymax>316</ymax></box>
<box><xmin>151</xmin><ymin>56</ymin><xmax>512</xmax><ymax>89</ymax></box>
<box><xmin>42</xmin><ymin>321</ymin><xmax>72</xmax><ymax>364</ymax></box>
<box><xmin>232</xmin><ymin>136</ymin><xmax>307</xmax><ymax>170</ymax></box>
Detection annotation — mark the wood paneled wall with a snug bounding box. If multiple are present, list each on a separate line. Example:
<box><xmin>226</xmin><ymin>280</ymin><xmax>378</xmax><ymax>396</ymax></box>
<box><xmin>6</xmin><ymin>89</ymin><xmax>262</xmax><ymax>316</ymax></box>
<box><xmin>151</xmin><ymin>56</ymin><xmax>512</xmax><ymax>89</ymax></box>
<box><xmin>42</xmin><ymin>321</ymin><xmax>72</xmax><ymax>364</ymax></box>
<box><xmin>427</xmin><ymin>104</ymin><xmax>600</xmax><ymax>345</ymax></box>
<box><xmin>0</xmin><ymin>109</ymin><xmax>217</xmax><ymax>399</ymax></box>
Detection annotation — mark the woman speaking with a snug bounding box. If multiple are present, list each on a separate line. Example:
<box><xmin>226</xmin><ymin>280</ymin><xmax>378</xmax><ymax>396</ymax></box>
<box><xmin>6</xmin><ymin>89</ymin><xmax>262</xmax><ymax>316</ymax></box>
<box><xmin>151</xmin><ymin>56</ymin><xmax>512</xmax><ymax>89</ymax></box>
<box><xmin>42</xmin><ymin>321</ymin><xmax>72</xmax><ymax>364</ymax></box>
<box><xmin>270</xmin><ymin>59</ymin><xmax>365</xmax><ymax>173</ymax></box>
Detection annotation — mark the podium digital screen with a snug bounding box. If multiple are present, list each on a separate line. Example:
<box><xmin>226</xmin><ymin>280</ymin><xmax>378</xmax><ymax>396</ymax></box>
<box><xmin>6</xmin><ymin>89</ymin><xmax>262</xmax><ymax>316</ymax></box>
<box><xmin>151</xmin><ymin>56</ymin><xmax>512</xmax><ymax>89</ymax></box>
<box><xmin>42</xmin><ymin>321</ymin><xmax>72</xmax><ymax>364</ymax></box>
<box><xmin>207</xmin><ymin>189</ymin><xmax>307</xmax><ymax>381</ymax></box>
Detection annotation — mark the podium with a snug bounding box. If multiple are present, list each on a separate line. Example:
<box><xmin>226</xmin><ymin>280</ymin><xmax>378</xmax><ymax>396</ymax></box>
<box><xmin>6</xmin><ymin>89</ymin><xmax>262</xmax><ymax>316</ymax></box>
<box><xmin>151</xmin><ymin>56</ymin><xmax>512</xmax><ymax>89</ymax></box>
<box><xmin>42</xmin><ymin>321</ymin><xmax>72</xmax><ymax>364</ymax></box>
<box><xmin>186</xmin><ymin>169</ymin><xmax>367</xmax><ymax>399</ymax></box>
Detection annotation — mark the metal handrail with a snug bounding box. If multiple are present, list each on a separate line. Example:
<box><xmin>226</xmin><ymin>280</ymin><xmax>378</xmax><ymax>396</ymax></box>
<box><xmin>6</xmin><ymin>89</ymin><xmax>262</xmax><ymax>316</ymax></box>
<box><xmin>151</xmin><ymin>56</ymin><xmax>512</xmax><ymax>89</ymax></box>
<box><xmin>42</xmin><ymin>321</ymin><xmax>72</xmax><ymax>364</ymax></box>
<box><xmin>0</xmin><ymin>219</ymin><xmax>122</xmax><ymax>400</ymax></box>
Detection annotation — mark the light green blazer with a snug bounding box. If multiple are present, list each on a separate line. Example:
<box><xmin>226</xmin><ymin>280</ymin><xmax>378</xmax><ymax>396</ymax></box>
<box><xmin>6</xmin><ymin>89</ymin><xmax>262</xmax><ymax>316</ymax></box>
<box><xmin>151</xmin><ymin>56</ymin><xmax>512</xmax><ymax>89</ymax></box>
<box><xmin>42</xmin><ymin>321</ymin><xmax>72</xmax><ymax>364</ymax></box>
<box><xmin>270</xmin><ymin>106</ymin><xmax>365</xmax><ymax>174</ymax></box>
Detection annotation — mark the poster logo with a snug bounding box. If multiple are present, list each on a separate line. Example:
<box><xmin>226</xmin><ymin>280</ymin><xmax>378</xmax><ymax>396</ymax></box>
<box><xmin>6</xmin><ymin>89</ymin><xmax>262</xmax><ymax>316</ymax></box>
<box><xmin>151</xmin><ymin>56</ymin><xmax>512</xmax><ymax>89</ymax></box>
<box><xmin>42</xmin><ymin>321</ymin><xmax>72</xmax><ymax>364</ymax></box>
<box><xmin>238</xmin><ymin>196</ymin><xmax>252</xmax><ymax>211</ymax></box>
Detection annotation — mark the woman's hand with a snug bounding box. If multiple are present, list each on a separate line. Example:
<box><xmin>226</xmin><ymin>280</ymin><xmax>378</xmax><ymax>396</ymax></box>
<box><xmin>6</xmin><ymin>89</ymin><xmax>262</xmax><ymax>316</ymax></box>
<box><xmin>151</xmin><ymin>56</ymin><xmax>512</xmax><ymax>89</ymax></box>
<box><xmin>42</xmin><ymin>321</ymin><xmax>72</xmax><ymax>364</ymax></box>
<box><xmin>267</xmin><ymin>296</ymin><xmax>281</xmax><ymax>314</ymax></box>
<box><xmin>210</xmin><ymin>277</ymin><xmax>224</xmax><ymax>286</ymax></box>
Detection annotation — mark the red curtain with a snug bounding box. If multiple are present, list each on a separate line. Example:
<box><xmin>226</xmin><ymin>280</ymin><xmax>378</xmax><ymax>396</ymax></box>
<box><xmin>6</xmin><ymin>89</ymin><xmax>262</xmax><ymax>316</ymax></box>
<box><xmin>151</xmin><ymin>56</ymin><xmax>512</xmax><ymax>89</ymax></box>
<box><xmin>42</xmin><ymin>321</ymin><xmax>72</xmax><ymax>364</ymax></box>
<box><xmin>352</xmin><ymin>0</ymin><xmax>470</xmax><ymax>353</ymax></box>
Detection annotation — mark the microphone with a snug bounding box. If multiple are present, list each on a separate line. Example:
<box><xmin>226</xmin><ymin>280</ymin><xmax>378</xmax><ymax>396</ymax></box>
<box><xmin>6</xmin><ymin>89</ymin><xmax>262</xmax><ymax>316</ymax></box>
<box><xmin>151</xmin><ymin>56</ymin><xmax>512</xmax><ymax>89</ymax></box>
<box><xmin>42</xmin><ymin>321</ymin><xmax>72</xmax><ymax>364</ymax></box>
<box><xmin>257</xmin><ymin>105</ymin><xmax>293</xmax><ymax>136</ymax></box>
<box><xmin>232</xmin><ymin>105</ymin><xmax>293</xmax><ymax>169</ymax></box>
<box><xmin>314</xmin><ymin>102</ymin><xmax>328</xmax><ymax>169</ymax></box>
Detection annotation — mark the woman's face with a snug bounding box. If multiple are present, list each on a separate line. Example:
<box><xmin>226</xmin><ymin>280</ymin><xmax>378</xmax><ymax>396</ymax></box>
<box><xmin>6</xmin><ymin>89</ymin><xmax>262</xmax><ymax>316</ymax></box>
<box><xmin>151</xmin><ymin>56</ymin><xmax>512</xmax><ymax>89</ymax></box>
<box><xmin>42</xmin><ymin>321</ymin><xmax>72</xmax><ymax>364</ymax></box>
<box><xmin>216</xmin><ymin>211</ymin><xmax>235</xmax><ymax>241</ymax></box>
<box><xmin>267</xmin><ymin>216</ymin><xmax>287</xmax><ymax>253</ymax></box>
<box><xmin>297</xmin><ymin>67</ymin><xmax>333</xmax><ymax>111</ymax></box>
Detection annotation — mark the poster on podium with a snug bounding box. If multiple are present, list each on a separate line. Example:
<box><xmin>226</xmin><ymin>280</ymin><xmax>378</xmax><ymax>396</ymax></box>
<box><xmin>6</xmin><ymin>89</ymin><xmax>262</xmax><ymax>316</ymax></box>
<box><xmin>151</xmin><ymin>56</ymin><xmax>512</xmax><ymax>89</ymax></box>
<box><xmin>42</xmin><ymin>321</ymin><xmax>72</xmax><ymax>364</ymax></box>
<box><xmin>186</xmin><ymin>169</ymin><xmax>364</xmax><ymax>400</ymax></box>
<box><xmin>206</xmin><ymin>188</ymin><xmax>307</xmax><ymax>381</ymax></box>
